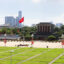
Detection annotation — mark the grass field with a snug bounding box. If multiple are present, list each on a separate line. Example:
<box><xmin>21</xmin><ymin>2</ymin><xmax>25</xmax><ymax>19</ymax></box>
<box><xmin>0</xmin><ymin>47</ymin><xmax>64</xmax><ymax>64</ymax></box>
<box><xmin>53</xmin><ymin>54</ymin><xmax>64</xmax><ymax>64</ymax></box>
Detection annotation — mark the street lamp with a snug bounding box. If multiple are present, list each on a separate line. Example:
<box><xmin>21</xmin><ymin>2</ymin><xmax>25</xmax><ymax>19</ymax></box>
<box><xmin>23</xmin><ymin>35</ymin><xmax>25</xmax><ymax>42</ymax></box>
<box><xmin>23</xmin><ymin>30</ymin><xmax>25</xmax><ymax>42</ymax></box>
<box><xmin>10</xmin><ymin>50</ymin><xmax>14</xmax><ymax>64</ymax></box>
<box><xmin>4</xmin><ymin>33</ymin><xmax>6</xmax><ymax>37</ymax></box>
<box><xmin>31</xmin><ymin>34</ymin><xmax>34</xmax><ymax>37</ymax></box>
<box><xmin>31</xmin><ymin>34</ymin><xmax>34</xmax><ymax>47</ymax></box>
<box><xmin>4</xmin><ymin>33</ymin><xmax>7</xmax><ymax>46</ymax></box>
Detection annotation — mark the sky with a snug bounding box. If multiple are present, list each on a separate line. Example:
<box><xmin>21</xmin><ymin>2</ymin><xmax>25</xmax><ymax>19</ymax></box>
<box><xmin>0</xmin><ymin>0</ymin><xmax>64</xmax><ymax>26</ymax></box>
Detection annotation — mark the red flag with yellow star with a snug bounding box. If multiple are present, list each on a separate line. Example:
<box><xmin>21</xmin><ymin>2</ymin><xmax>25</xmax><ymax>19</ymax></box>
<box><xmin>19</xmin><ymin>17</ymin><xmax>24</xmax><ymax>23</ymax></box>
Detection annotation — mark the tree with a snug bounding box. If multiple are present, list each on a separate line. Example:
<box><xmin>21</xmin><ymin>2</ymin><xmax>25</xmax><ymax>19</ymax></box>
<box><xmin>60</xmin><ymin>25</ymin><xmax>64</xmax><ymax>30</ymax></box>
<box><xmin>54</xmin><ymin>27</ymin><xmax>60</xmax><ymax>32</ymax></box>
<box><xmin>47</xmin><ymin>35</ymin><xmax>56</xmax><ymax>41</ymax></box>
<box><xmin>1</xmin><ymin>28</ymin><xmax>7</xmax><ymax>34</ymax></box>
<box><xmin>0</xmin><ymin>29</ymin><xmax>2</xmax><ymax>34</ymax></box>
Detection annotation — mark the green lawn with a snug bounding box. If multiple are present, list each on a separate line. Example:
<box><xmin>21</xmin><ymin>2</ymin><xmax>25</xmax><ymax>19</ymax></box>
<box><xmin>0</xmin><ymin>47</ymin><xmax>64</xmax><ymax>64</ymax></box>
<box><xmin>53</xmin><ymin>55</ymin><xmax>64</xmax><ymax>64</ymax></box>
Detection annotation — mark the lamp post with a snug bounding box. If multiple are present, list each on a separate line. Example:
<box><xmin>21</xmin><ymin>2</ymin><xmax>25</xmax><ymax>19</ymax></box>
<box><xmin>23</xmin><ymin>35</ymin><xmax>25</xmax><ymax>42</ymax></box>
<box><xmin>10</xmin><ymin>50</ymin><xmax>14</xmax><ymax>64</ymax></box>
<box><xmin>4</xmin><ymin>33</ymin><xmax>7</xmax><ymax>46</ymax></box>
<box><xmin>22</xmin><ymin>29</ymin><xmax>25</xmax><ymax>42</ymax></box>
<box><xmin>31</xmin><ymin>34</ymin><xmax>34</xmax><ymax>40</ymax></box>
<box><xmin>31</xmin><ymin>34</ymin><xmax>34</xmax><ymax>48</ymax></box>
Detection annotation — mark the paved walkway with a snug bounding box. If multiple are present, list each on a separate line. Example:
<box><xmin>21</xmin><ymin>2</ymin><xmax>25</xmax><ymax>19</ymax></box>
<box><xmin>16</xmin><ymin>49</ymin><xmax>52</xmax><ymax>64</ymax></box>
<box><xmin>49</xmin><ymin>53</ymin><xmax>64</xmax><ymax>64</ymax></box>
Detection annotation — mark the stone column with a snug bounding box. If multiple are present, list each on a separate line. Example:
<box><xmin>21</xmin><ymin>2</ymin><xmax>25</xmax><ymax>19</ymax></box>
<box><xmin>47</xmin><ymin>25</ymin><xmax>48</xmax><ymax>32</ymax></box>
<box><xmin>50</xmin><ymin>25</ymin><xmax>51</xmax><ymax>32</ymax></box>
<box><xmin>44</xmin><ymin>26</ymin><xmax>45</xmax><ymax>32</ymax></box>
<box><xmin>46</xmin><ymin>26</ymin><xmax>47</xmax><ymax>32</ymax></box>
<box><xmin>40</xmin><ymin>26</ymin><xmax>42</xmax><ymax>32</ymax></box>
<box><xmin>42</xmin><ymin>26</ymin><xmax>43</xmax><ymax>32</ymax></box>
<box><xmin>43</xmin><ymin>26</ymin><xmax>44</xmax><ymax>32</ymax></box>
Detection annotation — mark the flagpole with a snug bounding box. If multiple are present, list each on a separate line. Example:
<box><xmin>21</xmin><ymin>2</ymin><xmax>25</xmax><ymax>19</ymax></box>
<box><xmin>19</xmin><ymin>17</ymin><xmax>24</xmax><ymax>42</ymax></box>
<box><xmin>23</xmin><ymin>17</ymin><xmax>25</xmax><ymax>42</ymax></box>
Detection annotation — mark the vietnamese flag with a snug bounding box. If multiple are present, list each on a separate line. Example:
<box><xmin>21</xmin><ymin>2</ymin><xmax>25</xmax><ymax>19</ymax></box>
<box><xmin>19</xmin><ymin>17</ymin><xmax>24</xmax><ymax>23</ymax></box>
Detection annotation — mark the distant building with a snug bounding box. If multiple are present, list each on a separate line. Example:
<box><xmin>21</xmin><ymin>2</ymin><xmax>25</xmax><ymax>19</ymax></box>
<box><xmin>18</xmin><ymin>11</ymin><xmax>22</xmax><ymax>19</ymax></box>
<box><xmin>5</xmin><ymin>16</ymin><xmax>15</xmax><ymax>27</ymax></box>
<box><xmin>16</xmin><ymin>11</ymin><xmax>22</xmax><ymax>28</ymax></box>
<box><xmin>34</xmin><ymin>22</ymin><xmax>54</xmax><ymax>40</ymax></box>
<box><xmin>5</xmin><ymin>11</ymin><xmax>22</xmax><ymax>28</ymax></box>
<box><xmin>56</xmin><ymin>23</ymin><xmax>63</xmax><ymax>28</ymax></box>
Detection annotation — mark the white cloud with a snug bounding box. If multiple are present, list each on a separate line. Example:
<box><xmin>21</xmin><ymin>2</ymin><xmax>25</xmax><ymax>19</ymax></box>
<box><xmin>24</xmin><ymin>19</ymin><xmax>42</xmax><ymax>26</ymax></box>
<box><xmin>24</xmin><ymin>13</ymin><xmax>64</xmax><ymax>26</ymax></box>
<box><xmin>32</xmin><ymin>0</ymin><xmax>64</xmax><ymax>5</ymax></box>
<box><xmin>32</xmin><ymin>0</ymin><xmax>41</xmax><ymax>3</ymax></box>
<box><xmin>24</xmin><ymin>14</ymin><xmax>64</xmax><ymax>26</ymax></box>
<box><xmin>32</xmin><ymin>0</ymin><xmax>47</xmax><ymax>4</ymax></box>
<box><xmin>46</xmin><ymin>0</ymin><xmax>64</xmax><ymax>5</ymax></box>
<box><xmin>45</xmin><ymin>14</ymin><xmax>64</xmax><ymax>24</ymax></box>
<box><xmin>53</xmin><ymin>14</ymin><xmax>64</xmax><ymax>24</ymax></box>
